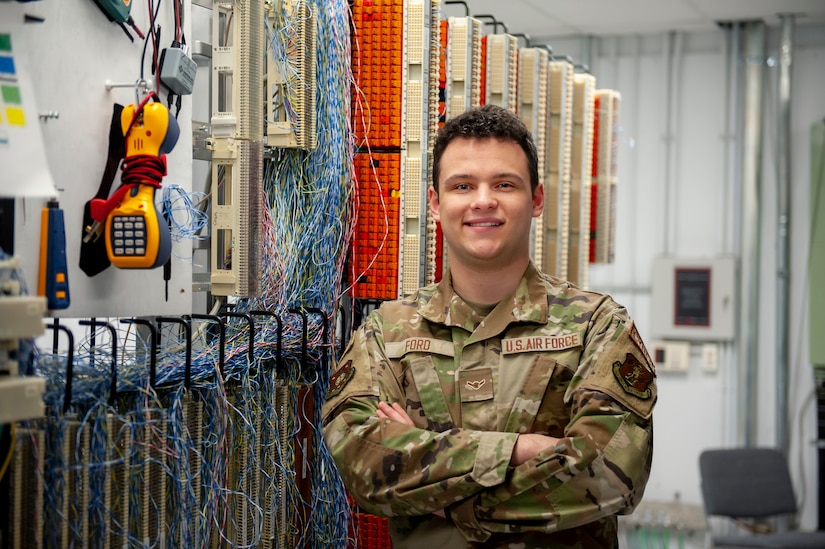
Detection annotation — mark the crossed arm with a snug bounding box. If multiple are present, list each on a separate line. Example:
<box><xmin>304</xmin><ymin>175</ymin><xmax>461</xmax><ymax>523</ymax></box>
<box><xmin>372</xmin><ymin>397</ymin><xmax>650</xmax><ymax>542</ymax></box>
<box><xmin>376</xmin><ymin>401</ymin><xmax>560</xmax><ymax>468</ymax></box>
<box><xmin>376</xmin><ymin>401</ymin><xmax>559</xmax><ymax>522</ymax></box>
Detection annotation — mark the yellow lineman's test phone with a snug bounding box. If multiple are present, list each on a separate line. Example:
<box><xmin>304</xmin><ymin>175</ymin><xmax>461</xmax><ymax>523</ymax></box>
<box><xmin>105</xmin><ymin>183</ymin><xmax>166</xmax><ymax>268</ymax></box>
<box><xmin>91</xmin><ymin>98</ymin><xmax>179</xmax><ymax>269</ymax></box>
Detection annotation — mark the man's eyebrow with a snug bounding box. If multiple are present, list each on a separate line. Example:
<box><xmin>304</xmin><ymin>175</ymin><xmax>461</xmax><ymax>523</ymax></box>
<box><xmin>442</xmin><ymin>173</ymin><xmax>473</xmax><ymax>183</ymax></box>
<box><xmin>492</xmin><ymin>172</ymin><xmax>526</xmax><ymax>182</ymax></box>
<box><xmin>442</xmin><ymin>172</ymin><xmax>526</xmax><ymax>183</ymax></box>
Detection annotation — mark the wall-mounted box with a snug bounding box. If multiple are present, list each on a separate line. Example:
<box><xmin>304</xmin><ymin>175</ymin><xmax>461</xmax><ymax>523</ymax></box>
<box><xmin>651</xmin><ymin>256</ymin><xmax>736</xmax><ymax>341</ymax></box>
<box><xmin>651</xmin><ymin>340</ymin><xmax>690</xmax><ymax>372</ymax></box>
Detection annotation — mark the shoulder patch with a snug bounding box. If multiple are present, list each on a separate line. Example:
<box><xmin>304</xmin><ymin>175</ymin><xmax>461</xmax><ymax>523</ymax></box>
<box><xmin>629</xmin><ymin>323</ymin><xmax>655</xmax><ymax>376</ymax></box>
<box><xmin>327</xmin><ymin>360</ymin><xmax>355</xmax><ymax>399</ymax></box>
<box><xmin>612</xmin><ymin>353</ymin><xmax>654</xmax><ymax>399</ymax></box>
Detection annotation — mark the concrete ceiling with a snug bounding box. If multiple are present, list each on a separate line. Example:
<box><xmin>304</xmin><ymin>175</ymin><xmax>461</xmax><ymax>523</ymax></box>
<box><xmin>440</xmin><ymin>0</ymin><xmax>825</xmax><ymax>41</ymax></box>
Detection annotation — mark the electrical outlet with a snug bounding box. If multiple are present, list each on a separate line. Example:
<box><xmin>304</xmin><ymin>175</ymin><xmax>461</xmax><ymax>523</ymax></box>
<box><xmin>702</xmin><ymin>343</ymin><xmax>718</xmax><ymax>372</ymax></box>
<box><xmin>667</xmin><ymin>342</ymin><xmax>690</xmax><ymax>371</ymax></box>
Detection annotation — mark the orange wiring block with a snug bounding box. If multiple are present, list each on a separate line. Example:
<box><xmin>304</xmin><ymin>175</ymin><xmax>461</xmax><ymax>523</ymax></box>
<box><xmin>350</xmin><ymin>152</ymin><xmax>401</xmax><ymax>300</ymax></box>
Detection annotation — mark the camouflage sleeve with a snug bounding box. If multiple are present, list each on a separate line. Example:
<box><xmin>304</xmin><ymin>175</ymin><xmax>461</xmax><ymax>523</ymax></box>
<box><xmin>448</xmin><ymin>303</ymin><xmax>656</xmax><ymax>542</ymax></box>
<box><xmin>322</xmin><ymin>312</ymin><xmax>519</xmax><ymax>518</ymax></box>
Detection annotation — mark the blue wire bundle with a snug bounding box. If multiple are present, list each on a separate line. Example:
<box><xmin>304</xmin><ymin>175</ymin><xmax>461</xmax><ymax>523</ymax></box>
<box><xmin>255</xmin><ymin>0</ymin><xmax>357</xmax><ymax>546</ymax></box>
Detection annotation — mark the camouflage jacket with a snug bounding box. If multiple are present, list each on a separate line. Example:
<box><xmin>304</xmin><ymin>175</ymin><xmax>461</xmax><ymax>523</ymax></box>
<box><xmin>322</xmin><ymin>263</ymin><xmax>656</xmax><ymax>548</ymax></box>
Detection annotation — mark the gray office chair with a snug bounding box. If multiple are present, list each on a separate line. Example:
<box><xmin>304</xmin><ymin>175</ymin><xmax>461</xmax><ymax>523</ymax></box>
<box><xmin>699</xmin><ymin>448</ymin><xmax>825</xmax><ymax>548</ymax></box>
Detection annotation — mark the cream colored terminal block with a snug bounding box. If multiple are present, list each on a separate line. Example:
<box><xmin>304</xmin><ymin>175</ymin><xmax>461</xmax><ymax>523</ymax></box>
<box><xmin>485</xmin><ymin>34</ymin><xmax>519</xmax><ymax>112</ymax></box>
<box><xmin>568</xmin><ymin>73</ymin><xmax>595</xmax><ymax>288</ymax></box>
<box><xmin>0</xmin><ymin>294</ymin><xmax>46</xmax><ymax>422</ymax></box>
<box><xmin>544</xmin><ymin>59</ymin><xmax>574</xmax><ymax>280</ymax></box>
<box><xmin>400</xmin><ymin>0</ymin><xmax>434</xmax><ymax>296</ymax></box>
<box><xmin>266</xmin><ymin>0</ymin><xmax>318</xmax><ymax>150</ymax></box>
<box><xmin>446</xmin><ymin>16</ymin><xmax>482</xmax><ymax>120</ymax></box>
<box><xmin>424</xmin><ymin>0</ymin><xmax>442</xmax><ymax>286</ymax></box>
<box><xmin>209</xmin><ymin>0</ymin><xmax>264</xmax><ymax>297</ymax></box>
<box><xmin>518</xmin><ymin>47</ymin><xmax>549</xmax><ymax>268</ymax></box>
<box><xmin>591</xmin><ymin>89</ymin><xmax>621</xmax><ymax>265</ymax></box>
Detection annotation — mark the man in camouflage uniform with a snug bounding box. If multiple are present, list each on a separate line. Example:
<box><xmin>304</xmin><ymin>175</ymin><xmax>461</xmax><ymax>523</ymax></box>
<box><xmin>323</xmin><ymin>104</ymin><xmax>656</xmax><ymax>548</ymax></box>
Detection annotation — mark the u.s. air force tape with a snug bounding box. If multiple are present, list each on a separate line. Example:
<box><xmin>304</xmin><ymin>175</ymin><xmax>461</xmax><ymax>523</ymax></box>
<box><xmin>500</xmin><ymin>333</ymin><xmax>582</xmax><ymax>355</ymax></box>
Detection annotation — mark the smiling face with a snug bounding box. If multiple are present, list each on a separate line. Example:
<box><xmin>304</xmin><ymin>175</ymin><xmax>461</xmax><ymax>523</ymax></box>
<box><xmin>429</xmin><ymin>137</ymin><xmax>544</xmax><ymax>273</ymax></box>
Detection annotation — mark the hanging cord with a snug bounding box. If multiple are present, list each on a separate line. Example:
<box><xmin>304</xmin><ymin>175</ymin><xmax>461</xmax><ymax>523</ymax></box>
<box><xmin>140</xmin><ymin>0</ymin><xmax>164</xmax><ymax>91</ymax></box>
<box><xmin>121</xmin><ymin>155</ymin><xmax>166</xmax><ymax>188</ymax></box>
<box><xmin>120</xmin><ymin>91</ymin><xmax>167</xmax><ymax>189</ymax></box>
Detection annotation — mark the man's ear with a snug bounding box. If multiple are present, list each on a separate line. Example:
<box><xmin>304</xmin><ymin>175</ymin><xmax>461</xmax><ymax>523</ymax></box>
<box><xmin>532</xmin><ymin>183</ymin><xmax>545</xmax><ymax>218</ymax></box>
<box><xmin>428</xmin><ymin>186</ymin><xmax>441</xmax><ymax>222</ymax></box>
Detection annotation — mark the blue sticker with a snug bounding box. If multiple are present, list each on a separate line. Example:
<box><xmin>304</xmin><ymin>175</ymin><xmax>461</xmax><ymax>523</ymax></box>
<box><xmin>0</xmin><ymin>56</ymin><xmax>15</xmax><ymax>76</ymax></box>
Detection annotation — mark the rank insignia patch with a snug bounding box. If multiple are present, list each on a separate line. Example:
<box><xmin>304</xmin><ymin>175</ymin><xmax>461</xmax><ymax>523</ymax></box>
<box><xmin>612</xmin><ymin>353</ymin><xmax>654</xmax><ymax>399</ymax></box>
<box><xmin>327</xmin><ymin>360</ymin><xmax>355</xmax><ymax>398</ymax></box>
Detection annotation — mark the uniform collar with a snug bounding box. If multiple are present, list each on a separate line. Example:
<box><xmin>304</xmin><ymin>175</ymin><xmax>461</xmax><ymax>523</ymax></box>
<box><xmin>419</xmin><ymin>262</ymin><xmax>548</xmax><ymax>336</ymax></box>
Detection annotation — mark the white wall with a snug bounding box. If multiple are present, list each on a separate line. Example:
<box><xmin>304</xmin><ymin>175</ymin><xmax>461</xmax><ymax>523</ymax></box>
<box><xmin>548</xmin><ymin>24</ymin><xmax>825</xmax><ymax>529</ymax></box>
<box><xmin>2</xmin><ymin>1</ymin><xmax>194</xmax><ymax>318</ymax></box>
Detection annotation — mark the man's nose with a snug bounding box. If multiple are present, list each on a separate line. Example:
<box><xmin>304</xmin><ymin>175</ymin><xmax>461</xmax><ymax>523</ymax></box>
<box><xmin>471</xmin><ymin>185</ymin><xmax>497</xmax><ymax>209</ymax></box>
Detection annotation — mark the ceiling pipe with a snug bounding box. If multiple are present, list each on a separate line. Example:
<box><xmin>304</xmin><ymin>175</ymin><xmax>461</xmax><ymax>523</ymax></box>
<box><xmin>718</xmin><ymin>22</ymin><xmax>744</xmax><ymax>446</ymax></box>
<box><xmin>661</xmin><ymin>30</ymin><xmax>683</xmax><ymax>256</ymax></box>
<box><xmin>738</xmin><ymin>20</ymin><xmax>766</xmax><ymax>448</ymax></box>
<box><xmin>776</xmin><ymin>13</ymin><xmax>795</xmax><ymax>455</ymax></box>
<box><xmin>718</xmin><ymin>21</ymin><xmax>740</xmax><ymax>257</ymax></box>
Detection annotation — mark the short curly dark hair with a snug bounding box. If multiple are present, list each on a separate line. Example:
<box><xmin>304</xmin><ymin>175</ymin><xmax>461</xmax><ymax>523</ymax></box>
<box><xmin>431</xmin><ymin>104</ymin><xmax>539</xmax><ymax>193</ymax></box>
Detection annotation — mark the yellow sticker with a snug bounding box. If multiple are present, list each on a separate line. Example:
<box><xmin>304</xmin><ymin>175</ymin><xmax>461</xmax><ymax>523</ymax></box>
<box><xmin>6</xmin><ymin>107</ymin><xmax>25</xmax><ymax>126</ymax></box>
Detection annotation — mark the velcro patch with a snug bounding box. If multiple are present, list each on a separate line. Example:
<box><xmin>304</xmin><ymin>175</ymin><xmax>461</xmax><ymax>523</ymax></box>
<box><xmin>327</xmin><ymin>360</ymin><xmax>355</xmax><ymax>399</ymax></box>
<box><xmin>612</xmin><ymin>353</ymin><xmax>654</xmax><ymax>399</ymax></box>
<box><xmin>384</xmin><ymin>338</ymin><xmax>455</xmax><ymax>358</ymax></box>
<box><xmin>501</xmin><ymin>333</ymin><xmax>582</xmax><ymax>355</ymax></box>
<box><xmin>459</xmin><ymin>368</ymin><xmax>494</xmax><ymax>402</ymax></box>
